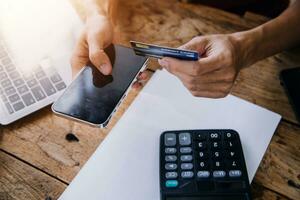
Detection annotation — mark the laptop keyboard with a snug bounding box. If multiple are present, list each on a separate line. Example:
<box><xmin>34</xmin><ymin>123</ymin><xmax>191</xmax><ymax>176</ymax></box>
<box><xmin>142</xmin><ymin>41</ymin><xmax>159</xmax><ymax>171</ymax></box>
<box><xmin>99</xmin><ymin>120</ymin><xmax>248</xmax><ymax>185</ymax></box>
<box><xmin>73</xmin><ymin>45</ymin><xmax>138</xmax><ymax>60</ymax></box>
<box><xmin>0</xmin><ymin>40</ymin><xmax>66</xmax><ymax>115</ymax></box>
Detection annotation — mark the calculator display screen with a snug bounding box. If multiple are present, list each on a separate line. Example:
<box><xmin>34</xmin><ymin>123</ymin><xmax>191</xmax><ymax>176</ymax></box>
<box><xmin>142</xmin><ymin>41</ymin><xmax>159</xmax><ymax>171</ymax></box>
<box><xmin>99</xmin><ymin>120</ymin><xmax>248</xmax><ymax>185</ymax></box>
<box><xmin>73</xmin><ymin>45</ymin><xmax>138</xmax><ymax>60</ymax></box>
<box><xmin>52</xmin><ymin>44</ymin><xmax>147</xmax><ymax>125</ymax></box>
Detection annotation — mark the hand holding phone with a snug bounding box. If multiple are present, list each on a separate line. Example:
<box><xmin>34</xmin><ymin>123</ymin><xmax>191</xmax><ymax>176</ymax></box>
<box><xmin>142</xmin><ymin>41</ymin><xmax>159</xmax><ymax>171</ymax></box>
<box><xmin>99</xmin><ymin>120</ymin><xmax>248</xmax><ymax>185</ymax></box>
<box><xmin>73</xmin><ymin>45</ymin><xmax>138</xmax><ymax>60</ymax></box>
<box><xmin>52</xmin><ymin>44</ymin><xmax>148</xmax><ymax>127</ymax></box>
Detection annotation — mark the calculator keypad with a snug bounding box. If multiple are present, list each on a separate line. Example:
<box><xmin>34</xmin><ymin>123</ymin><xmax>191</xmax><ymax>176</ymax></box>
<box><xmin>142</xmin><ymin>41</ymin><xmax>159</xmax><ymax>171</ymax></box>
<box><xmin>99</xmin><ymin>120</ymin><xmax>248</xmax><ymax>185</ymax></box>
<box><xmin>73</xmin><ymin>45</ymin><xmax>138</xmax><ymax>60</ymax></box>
<box><xmin>160</xmin><ymin>129</ymin><xmax>251</xmax><ymax>199</ymax></box>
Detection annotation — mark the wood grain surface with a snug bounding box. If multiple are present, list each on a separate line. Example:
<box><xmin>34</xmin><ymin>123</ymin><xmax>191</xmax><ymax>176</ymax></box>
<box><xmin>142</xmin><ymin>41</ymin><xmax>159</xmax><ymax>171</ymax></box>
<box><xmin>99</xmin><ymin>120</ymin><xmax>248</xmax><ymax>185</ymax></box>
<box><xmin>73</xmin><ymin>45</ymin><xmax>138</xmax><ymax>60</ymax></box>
<box><xmin>0</xmin><ymin>151</ymin><xmax>66</xmax><ymax>200</ymax></box>
<box><xmin>1</xmin><ymin>0</ymin><xmax>300</xmax><ymax>199</ymax></box>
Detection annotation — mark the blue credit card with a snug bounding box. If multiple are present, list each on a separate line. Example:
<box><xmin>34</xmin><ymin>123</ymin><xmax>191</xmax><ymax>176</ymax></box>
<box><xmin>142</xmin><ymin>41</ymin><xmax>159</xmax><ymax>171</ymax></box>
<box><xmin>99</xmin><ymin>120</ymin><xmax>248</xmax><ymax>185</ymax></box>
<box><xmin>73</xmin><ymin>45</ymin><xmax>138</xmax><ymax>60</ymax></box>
<box><xmin>130</xmin><ymin>41</ymin><xmax>199</xmax><ymax>61</ymax></box>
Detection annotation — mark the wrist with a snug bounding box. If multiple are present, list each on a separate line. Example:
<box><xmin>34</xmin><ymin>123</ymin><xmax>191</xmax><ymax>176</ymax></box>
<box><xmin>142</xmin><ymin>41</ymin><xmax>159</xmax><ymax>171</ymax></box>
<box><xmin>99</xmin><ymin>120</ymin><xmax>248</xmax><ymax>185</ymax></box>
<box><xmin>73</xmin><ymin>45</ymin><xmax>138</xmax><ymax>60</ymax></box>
<box><xmin>229</xmin><ymin>29</ymin><xmax>263</xmax><ymax>68</ymax></box>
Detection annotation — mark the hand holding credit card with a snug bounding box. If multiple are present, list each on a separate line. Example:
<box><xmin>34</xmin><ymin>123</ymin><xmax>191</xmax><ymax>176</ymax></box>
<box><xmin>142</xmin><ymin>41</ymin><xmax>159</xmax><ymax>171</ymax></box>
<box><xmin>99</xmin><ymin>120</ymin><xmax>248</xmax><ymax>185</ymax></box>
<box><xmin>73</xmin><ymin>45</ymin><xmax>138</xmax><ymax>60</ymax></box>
<box><xmin>130</xmin><ymin>41</ymin><xmax>199</xmax><ymax>61</ymax></box>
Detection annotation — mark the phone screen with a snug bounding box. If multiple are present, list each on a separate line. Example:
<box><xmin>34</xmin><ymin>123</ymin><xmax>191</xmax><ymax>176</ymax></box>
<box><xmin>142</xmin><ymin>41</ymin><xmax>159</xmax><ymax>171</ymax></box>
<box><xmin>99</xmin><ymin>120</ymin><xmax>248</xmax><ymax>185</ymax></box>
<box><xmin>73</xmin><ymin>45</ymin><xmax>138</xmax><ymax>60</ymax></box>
<box><xmin>52</xmin><ymin>44</ymin><xmax>147</xmax><ymax>125</ymax></box>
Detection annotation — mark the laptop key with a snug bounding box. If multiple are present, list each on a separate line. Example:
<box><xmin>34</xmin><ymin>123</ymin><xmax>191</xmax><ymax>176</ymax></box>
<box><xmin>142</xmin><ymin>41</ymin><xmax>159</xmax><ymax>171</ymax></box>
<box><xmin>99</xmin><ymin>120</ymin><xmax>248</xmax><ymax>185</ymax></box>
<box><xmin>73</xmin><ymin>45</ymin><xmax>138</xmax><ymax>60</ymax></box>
<box><xmin>0</xmin><ymin>71</ymin><xmax>7</xmax><ymax>79</ymax></box>
<box><xmin>27</xmin><ymin>79</ymin><xmax>38</xmax><ymax>88</ymax></box>
<box><xmin>5</xmin><ymin>64</ymin><xmax>15</xmax><ymax>72</ymax></box>
<box><xmin>31</xmin><ymin>86</ymin><xmax>46</xmax><ymax>101</ymax></box>
<box><xmin>35</xmin><ymin>69</ymin><xmax>46</xmax><ymax>79</ymax></box>
<box><xmin>1</xmin><ymin>79</ymin><xmax>12</xmax><ymax>88</ymax></box>
<box><xmin>50</xmin><ymin>73</ymin><xmax>62</xmax><ymax>83</ymax></box>
<box><xmin>55</xmin><ymin>82</ymin><xmax>66</xmax><ymax>91</ymax></box>
<box><xmin>9</xmin><ymin>71</ymin><xmax>21</xmax><ymax>80</ymax></box>
<box><xmin>8</xmin><ymin>94</ymin><xmax>20</xmax><ymax>103</ymax></box>
<box><xmin>12</xmin><ymin>101</ymin><xmax>25</xmax><ymax>112</ymax></box>
<box><xmin>17</xmin><ymin>85</ymin><xmax>29</xmax><ymax>94</ymax></box>
<box><xmin>39</xmin><ymin>77</ymin><xmax>56</xmax><ymax>96</ymax></box>
<box><xmin>13</xmin><ymin>79</ymin><xmax>25</xmax><ymax>87</ymax></box>
<box><xmin>21</xmin><ymin>93</ymin><xmax>36</xmax><ymax>106</ymax></box>
<box><xmin>4</xmin><ymin>86</ymin><xmax>16</xmax><ymax>96</ymax></box>
<box><xmin>1</xmin><ymin>93</ymin><xmax>8</xmax><ymax>102</ymax></box>
<box><xmin>5</xmin><ymin>102</ymin><xmax>14</xmax><ymax>114</ymax></box>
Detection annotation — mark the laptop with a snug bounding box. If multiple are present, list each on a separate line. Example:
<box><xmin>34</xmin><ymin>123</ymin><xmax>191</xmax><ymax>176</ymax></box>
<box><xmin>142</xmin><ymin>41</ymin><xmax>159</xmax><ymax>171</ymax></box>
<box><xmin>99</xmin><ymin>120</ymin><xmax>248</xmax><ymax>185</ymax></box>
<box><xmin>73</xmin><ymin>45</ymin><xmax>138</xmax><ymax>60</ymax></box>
<box><xmin>0</xmin><ymin>0</ymin><xmax>83</xmax><ymax>125</ymax></box>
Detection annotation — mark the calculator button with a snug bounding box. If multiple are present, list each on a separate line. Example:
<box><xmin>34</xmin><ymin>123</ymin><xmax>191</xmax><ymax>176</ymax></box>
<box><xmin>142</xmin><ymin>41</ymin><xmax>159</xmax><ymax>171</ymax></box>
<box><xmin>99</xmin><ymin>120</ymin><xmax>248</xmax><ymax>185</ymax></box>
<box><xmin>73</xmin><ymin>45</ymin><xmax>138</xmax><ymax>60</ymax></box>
<box><xmin>179</xmin><ymin>132</ymin><xmax>191</xmax><ymax>146</ymax></box>
<box><xmin>209</xmin><ymin>133</ymin><xmax>221</xmax><ymax>140</ymax></box>
<box><xmin>165</xmin><ymin>172</ymin><xmax>178</xmax><ymax>179</ymax></box>
<box><xmin>181</xmin><ymin>171</ymin><xmax>194</xmax><ymax>178</ymax></box>
<box><xmin>199</xmin><ymin>161</ymin><xmax>209</xmax><ymax>169</ymax></box>
<box><xmin>165</xmin><ymin>180</ymin><xmax>178</xmax><ymax>188</ymax></box>
<box><xmin>165</xmin><ymin>163</ymin><xmax>177</xmax><ymax>170</ymax></box>
<box><xmin>212</xmin><ymin>161</ymin><xmax>224</xmax><ymax>169</ymax></box>
<box><xmin>211</xmin><ymin>141</ymin><xmax>221</xmax><ymax>149</ymax></box>
<box><xmin>226</xmin><ymin>160</ymin><xmax>240</xmax><ymax>168</ymax></box>
<box><xmin>229</xmin><ymin>170</ymin><xmax>242</xmax><ymax>177</ymax></box>
<box><xmin>224</xmin><ymin>132</ymin><xmax>236</xmax><ymax>140</ymax></box>
<box><xmin>212</xmin><ymin>151</ymin><xmax>222</xmax><ymax>159</ymax></box>
<box><xmin>224</xmin><ymin>141</ymin><xmax>237</xmax><ymax>149</ymax></box>
<box><xmin>195</xmin><ymin>133</ymin><xmax>206</xmax><ymax>141</ymax></box>
<box><xmin>164</xmin><ymin>133</ymin><xmax>177</xmax><ymax>146</ymax></box>
<box><xmin>213</xmin><ymin>170</ymin><xmax>226</xmax><ymax>178</ymax></box>
<box><xmin>226</xmin><ymin>151</ymin><xmax>238</xmax><ymax>158</ymax></box>
<box><xmin>197</xmin><ymin>171</ymin><xmax>210</xmax><ymax>178</ymax></box>
<box><xmin>198</xmin><ymin>142</ymin><xmax>207</xmax><ymax>150</ymax></box>
<box><xmin>165</xmin><ymin>148</ymin><xmax>177</xmax><ymax>154</ymax></box>
<box><xmin>199</xmin><ymin>151</ymin><xmax>208</xmax><ymax>159</ymax></box>
<box><xmin>165</xmin><ymin>155</ymin><xmax>177</xmax><ymax>162</ymax></box>
<box><xmin>180</xmin><ymin>155</ymin><xmax>193</xmax><ymax>162</ymax></box>
<box><xmin>180</xmin><ymin>147</ymin><xmax>192</xmax><ymax>154</ymax></box>
<box><xmin>181</xmin><ymin>163</ymin><xmax>193</xmax><ymax>170</ymax></box>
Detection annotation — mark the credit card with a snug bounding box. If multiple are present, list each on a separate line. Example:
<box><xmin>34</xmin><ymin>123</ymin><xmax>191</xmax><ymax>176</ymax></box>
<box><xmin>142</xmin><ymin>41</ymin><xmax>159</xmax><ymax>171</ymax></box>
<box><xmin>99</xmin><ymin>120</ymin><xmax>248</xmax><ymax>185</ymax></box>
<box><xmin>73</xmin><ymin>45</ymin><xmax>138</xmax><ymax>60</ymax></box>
<box><xmin>130</xmin><ymin>41</ymin><xmax>199</xmax><ymax>61</ymax></box>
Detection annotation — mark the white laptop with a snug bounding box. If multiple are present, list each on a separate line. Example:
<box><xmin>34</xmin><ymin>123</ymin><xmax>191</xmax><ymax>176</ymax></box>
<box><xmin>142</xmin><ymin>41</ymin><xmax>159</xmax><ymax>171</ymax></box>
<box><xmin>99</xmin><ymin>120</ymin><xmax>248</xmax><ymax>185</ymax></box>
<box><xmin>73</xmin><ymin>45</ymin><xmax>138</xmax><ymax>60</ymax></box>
<box><xmin>0</xmin><ymin>0</ymin><xmax>83</xmax><ymax>125</ymax></box>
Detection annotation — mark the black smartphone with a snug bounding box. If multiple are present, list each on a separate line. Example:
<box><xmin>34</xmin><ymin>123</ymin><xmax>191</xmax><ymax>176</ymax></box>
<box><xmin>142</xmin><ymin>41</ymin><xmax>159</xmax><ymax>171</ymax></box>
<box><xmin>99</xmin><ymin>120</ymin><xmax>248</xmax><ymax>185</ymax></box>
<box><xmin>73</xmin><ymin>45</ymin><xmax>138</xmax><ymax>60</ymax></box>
<box><xmin>52</xmin><ymin>44</ymin><xmax>148</xmax><ymax>127</ymax></box>
<box><xmin>280</xmin><ymin>67</ymin><xmax>300</xmax><ymax>123</ymax></box>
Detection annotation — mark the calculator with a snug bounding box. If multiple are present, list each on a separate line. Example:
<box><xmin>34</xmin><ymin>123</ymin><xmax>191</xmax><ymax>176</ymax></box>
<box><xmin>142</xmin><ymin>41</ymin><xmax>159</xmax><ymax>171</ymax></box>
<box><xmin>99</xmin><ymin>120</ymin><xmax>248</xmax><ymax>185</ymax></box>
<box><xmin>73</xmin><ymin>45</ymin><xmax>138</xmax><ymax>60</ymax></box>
<box><xmin>160</xmin><ymin>129</ymin><xmax>252</xmax><ymax>200</ymax></box>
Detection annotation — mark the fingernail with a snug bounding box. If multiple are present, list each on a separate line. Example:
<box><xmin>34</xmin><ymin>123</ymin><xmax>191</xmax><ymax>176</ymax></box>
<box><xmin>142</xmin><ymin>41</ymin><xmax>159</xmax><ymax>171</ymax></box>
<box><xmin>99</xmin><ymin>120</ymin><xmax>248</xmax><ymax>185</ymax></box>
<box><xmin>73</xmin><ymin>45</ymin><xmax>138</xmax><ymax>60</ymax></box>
<box><xmin>158</xmin><ymin>59</ymin><xmax>169</xmax><ymax>69</ymax></box>
<box><xmin>100</xmin><ymin>64</ymin><xmax>111</xmax><ymax>75</ymax></box>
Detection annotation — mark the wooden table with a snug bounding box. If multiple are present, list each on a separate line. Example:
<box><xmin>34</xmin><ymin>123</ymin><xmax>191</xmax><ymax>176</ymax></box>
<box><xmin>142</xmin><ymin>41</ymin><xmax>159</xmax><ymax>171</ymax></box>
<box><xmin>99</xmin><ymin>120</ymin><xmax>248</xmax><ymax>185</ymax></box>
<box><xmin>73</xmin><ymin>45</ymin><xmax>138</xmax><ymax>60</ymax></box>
<box><xmin>1</xmin><ymin>0</ymin><xmax>300</xmax><ymax>199</ymax></box>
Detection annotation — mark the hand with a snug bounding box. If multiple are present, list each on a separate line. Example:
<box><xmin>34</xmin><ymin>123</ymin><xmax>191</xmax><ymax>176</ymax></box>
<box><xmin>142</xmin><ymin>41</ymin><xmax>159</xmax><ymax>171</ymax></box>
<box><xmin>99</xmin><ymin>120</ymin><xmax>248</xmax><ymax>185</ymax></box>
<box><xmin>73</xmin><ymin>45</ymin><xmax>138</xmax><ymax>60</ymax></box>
<box><xmin>71</xmin><ymin>13</ymin><xmax>147</xmax><ymax>89</ymax></box>
<box><xmin>71</xmin><ymin>14</ymin><xmax>114</xmax><ymax>76</ymax></box>
<box><xmin>158</xmin><ymin>34</ymin><xmax>251</xmax><ymax>98</ymax></box>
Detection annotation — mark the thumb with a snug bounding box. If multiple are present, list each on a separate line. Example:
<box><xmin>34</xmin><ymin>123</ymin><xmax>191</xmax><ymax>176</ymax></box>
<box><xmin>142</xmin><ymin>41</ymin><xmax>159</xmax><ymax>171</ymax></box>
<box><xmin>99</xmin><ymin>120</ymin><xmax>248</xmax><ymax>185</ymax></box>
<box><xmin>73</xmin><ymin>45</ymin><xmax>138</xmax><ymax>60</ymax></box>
<box><xmin>87</xmin><ymin>34</ymin><xmax>112</xmax><ymax>75</ymax></box>
<box><xmin>179</xmin><ymin>36</ymin><xmax>208</xmax><ymax>56</ymax></box>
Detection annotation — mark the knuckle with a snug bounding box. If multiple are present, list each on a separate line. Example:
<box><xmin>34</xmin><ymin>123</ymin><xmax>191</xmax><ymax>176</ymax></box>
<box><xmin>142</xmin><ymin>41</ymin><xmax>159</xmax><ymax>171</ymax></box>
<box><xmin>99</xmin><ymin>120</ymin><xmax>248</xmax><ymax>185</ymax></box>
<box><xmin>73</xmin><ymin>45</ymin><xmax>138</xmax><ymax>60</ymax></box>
<box><xmin>190</xmin><ymin>90</ymin><xmax>200</xmax><ymax>97</ymax></box>
<box><xmin>90</xmin><ymin>50</ymin><xmax>101</xmax><ymax>61</ymax></box>
<box><xmin>186</xmin><ymin>83</ymin><xmax>197</xmax><ymax>92</ymax></box>
<box><xmin>191</xmin><ymin>63</ymin><xmax>201</xmax><ymax>75</ymax></box>
<box><xmin>186</xmin><ymin>76</ymin><xmax>197</xmax><ymax>85</ymax></box>
<box><xmin>219</xmin><ymin>92</ymin><xmax>229</xmax><ymax>98</ymax></box>
<box><xmin>220</xmin><ymin>84</ymin><xmax>232</xmax><ymax>93</ymax></box>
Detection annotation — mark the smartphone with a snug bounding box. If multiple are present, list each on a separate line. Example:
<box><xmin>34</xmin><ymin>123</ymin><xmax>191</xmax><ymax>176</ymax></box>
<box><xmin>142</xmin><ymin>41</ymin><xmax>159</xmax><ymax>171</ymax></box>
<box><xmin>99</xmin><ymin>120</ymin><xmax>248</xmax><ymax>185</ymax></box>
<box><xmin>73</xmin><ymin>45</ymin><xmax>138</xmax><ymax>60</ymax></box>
<box><xmin>280</xmin><ymin>67</ymin><xmax>300</xmax><ymax>123</ymax></box>
<box><xmin>52</xmin><ymin>44</ymin><xmax>148</xmax><ymax>127</ymax></box>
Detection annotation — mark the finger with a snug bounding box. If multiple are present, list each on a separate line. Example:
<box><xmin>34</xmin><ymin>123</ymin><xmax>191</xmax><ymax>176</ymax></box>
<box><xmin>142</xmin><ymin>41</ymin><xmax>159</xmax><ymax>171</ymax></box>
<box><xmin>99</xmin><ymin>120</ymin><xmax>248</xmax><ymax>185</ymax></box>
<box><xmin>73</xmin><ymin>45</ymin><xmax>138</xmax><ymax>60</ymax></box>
<box><xmin>87</xmin><ymin>34</ymin><xmax>112</xmax><ymax>75</ymax></box>
<box><xmin>159</xmin><ymin>56</ymin><xmax>220</xmax><ymax>77</ymax></box>
<box><xmin>189</xmin><ymin>90</ymin><xmax>228</xmax><ymax>98</ymax></box>
<box><xmin>175</xmin><ymin>72</ymin><xmax>231</xmax><ymax>93</ymax></box>
<box><xmin>132</xmin><ymin>81</ymin><xmax>142</xmax><ymax>89</ymax></box>
<box><xmin>71</xmin><ymin>34</ymin><xmax>89</xmax><ymax>78</ymax></box>
<box><xmin>158</xmin><ymin>58</ymin><xmax>197</xmax><ymax>76</ymax></box>
<box><xmin>137</xmin><ymin>71</ymin><xmax>150</xmax><ymax>81</ymax></box>
<box><xmin>179</xmin><ymin>36</ymin><xmax>208</xmax><ymax>55</ymax></box>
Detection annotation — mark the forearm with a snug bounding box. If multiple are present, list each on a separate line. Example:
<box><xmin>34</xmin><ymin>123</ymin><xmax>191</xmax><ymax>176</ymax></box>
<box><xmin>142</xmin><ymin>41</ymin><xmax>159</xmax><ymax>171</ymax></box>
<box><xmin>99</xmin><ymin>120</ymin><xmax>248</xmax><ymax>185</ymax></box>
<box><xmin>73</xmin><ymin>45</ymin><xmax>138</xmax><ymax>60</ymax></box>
<box><xmin>231</xmin><ymin>1</ymin><xmax>300</xmax><ymax>66</ymax></box>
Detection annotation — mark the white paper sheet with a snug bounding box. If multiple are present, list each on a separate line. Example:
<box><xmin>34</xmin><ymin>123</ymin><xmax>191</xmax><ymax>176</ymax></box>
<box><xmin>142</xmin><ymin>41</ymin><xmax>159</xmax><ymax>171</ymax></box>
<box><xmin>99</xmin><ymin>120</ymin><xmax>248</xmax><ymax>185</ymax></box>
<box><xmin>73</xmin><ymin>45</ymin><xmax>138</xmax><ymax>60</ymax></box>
<box><xmin>59</xmin><ymin>69</ymin><xmax>281</xmax><ymax>200</ymax></box>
